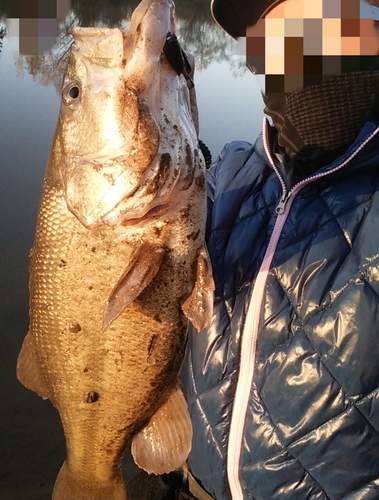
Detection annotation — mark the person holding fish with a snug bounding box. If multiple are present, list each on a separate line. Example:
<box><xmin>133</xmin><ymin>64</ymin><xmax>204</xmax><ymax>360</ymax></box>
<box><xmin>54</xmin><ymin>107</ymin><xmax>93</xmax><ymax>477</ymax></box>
<box><xmin>181</xmin><ymin>0</ymin><xmax>379</xmax><ymax>498</ymax></box>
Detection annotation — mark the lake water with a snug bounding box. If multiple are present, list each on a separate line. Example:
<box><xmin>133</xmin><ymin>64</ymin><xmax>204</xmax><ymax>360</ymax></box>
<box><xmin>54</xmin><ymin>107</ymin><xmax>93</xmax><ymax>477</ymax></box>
<box><xmin>0</xmin><ymin>3</ymin><xmax>264</xmax><ymax>497</ymax></box>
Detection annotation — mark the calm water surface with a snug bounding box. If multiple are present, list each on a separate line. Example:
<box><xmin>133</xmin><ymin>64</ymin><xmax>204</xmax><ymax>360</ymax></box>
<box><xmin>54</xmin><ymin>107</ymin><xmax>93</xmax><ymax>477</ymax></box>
<box><xmin>0</xmin><ymin>8</ymin><xmax>264</xmax><ymax>322</ymax></box>
<box><xmin>0</xmin><ymin>3</ymin><xmax>264</xmax><ymax>497</ymax></box>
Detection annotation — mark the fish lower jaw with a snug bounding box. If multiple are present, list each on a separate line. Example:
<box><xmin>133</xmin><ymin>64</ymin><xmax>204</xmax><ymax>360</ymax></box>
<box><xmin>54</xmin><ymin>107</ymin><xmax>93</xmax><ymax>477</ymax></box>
<box><xmin>118</xmin><ymin>202</ymin><xmax>171</xmax><ymax>226</ymax></box>
<box><xmin>110</xmin><ymin>173</ymin><xmax>203</xmax><ymax>228</ymax></box>
<box><xmin>67</xmin><ymin>199</ymin><xmax>174</xmax><ymax>230</ymax></box>
<box><xmin>100</xmin><ymin>187</ymin><xmax>193</xmax><ymax>227</ymax></box>
<box><xmin>104</xmin><ymin>185</ymin><xmax>195</xmax><ymax>227</ymax></box>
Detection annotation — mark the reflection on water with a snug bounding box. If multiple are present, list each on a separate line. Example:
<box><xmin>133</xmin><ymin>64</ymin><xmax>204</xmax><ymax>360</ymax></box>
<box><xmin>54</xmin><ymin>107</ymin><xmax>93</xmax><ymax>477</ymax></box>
<box><xmin>0</xmin><ymin>0</ymin><xmax>264</xmax><ymax>320</ymax></box>
<box><xmin>0</xmin><ymin>1</ymin><xmax>264</xmax><ymax>325</ymax></box>
<box><xmin>1</xmin><ymin>0</ymin><xmax>236</xmax><ymax>65</ymax></box>
<box><xmin>0</xmin><ymin>25</ymin><xmax>5</xmax><ymax>53</ymax></box>
<box><xmin>0</xmin><ymin>3</ymin><xmax>265</xmax><ymax>497</ymax></box>
<box><xmin>8</xmin><ymin>1</ymin><xmax>240</xmax><ymax>92</ymax></box>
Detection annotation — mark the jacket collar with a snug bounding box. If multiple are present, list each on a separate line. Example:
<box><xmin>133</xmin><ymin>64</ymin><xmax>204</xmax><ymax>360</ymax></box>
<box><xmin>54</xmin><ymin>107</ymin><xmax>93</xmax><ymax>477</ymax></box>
<box><xmin>254</xmin><ymin>119</ymin><xmax>379</xmax><ymax>190</ymax></box>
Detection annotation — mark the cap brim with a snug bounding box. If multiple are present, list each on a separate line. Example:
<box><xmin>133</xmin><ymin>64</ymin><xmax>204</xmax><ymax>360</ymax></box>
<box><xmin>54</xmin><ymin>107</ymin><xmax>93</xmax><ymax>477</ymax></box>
<box><xmin>211</xmin><ymin>0</ymin><xmax>281</xmax><ymax>38</ymax></box>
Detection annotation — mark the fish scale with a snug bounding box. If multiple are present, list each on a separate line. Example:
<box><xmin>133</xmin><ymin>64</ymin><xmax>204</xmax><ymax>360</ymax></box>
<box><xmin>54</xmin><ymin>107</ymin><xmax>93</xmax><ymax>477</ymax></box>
<box><xmin>30</xmin><ymin>167</ymin><xmax>193</xmax><ymax>483</ymax></box>
<box><xmin>17</xmin><ymin>0</ymin><xmax>214</xmax><ymax>497</ymax></box>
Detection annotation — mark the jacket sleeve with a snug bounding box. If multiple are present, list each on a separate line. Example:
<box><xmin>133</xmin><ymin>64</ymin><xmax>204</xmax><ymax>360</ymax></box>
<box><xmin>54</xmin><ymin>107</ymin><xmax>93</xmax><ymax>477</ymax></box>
<box><xmin>205</xmin><ymin>141</ymin><xmax>255</xmax><ymax>243</ymax></box>
<box><xmin>205</xmin><ymin>146</ymin><xmax>227</xmax><ymax>242</ymax></box>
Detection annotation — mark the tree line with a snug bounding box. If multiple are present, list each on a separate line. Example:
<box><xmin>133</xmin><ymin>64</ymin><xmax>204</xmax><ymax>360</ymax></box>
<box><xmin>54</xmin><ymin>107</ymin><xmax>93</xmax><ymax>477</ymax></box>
<box><xmin>1</xmin><ymin>0</ymin><xmax>244</xmax><ymax>89</ymax></box>
<box><xmin>0</xmin><ymin>0</ymin><xmax>213</xmax><ymax>25</ymax></box>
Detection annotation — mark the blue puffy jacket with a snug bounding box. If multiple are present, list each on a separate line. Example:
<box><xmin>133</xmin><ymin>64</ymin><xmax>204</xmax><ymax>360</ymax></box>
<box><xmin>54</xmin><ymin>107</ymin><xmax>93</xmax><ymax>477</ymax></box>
<box><xmin>184</xmin><ymin>118</ymin><xmax>379</xmax><ymax>500</ymax></box>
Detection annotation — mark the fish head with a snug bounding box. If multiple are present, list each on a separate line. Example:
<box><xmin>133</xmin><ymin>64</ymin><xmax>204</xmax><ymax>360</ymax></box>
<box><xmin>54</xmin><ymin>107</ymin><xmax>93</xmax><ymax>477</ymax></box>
<box><xmin>57</xmin><ymin>0</ymin><xmax>205</xmax><ymax>230</ymax></box>
<box><xmin>57</xmin><ymin>26</ymin><xmax>160</xmax><ymax>228</ymax></box>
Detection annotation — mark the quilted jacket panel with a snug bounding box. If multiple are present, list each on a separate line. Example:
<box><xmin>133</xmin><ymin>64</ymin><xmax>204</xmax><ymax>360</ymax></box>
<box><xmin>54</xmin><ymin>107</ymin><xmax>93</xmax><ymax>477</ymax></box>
<box><xmin>184</xmin><ymin>121</ymin><xmax>379</xmax><ymax>500</ymax></box>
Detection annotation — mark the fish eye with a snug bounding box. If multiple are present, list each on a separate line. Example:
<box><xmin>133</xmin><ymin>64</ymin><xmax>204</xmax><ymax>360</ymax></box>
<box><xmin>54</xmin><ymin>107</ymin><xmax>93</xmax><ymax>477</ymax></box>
<box><xmin>62</xmin><ymin>81</ymin><xmax>81</xmax><ymax>108</ymax></box>
<box><xmin>69</xmin><ymin>86</ymin><xmax>79</xmax><ymax>99</ymax></box>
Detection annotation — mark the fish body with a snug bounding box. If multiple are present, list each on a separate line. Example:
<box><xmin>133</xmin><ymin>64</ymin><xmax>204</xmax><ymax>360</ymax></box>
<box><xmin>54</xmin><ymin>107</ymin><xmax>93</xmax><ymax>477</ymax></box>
<box><xmin>17</xmin><ymin>1</ymin><xmax>212</xmax><ymax>498</ymax></box>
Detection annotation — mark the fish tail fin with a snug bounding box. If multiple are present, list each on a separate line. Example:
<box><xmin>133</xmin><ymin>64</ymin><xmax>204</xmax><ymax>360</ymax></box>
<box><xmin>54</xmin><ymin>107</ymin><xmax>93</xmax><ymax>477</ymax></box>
<box><xmin>52</xmin><ymin>461</ymin><xmax>127</xmax><ymax>500</ymax></box>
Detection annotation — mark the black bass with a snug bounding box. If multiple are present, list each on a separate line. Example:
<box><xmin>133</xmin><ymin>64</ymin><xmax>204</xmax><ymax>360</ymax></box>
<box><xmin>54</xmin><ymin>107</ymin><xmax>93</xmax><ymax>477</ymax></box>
<box><xmin>16</xmin><ymin>0</ymin><xmax>213</xmax><ymax>498</ymax></box>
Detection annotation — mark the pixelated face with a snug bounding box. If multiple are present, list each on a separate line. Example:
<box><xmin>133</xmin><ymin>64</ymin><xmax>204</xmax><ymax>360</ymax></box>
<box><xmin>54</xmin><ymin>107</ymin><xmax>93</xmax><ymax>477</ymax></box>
<box><xmin>246</xmin><ymin>0</ymin><xmax>379</xmax><ymax>95</ymax></box>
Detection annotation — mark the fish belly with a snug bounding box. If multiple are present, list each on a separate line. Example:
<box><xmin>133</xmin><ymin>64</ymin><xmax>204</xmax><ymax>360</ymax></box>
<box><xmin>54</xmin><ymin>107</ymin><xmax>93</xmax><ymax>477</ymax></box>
<box><xmin>27</xmin><ymin>168</ymin><xmax>190</xmax><ymax>490</ymax></box>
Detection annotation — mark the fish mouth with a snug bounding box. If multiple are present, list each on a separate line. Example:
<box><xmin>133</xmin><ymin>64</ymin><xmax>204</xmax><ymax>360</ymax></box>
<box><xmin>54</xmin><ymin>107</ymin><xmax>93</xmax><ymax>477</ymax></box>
<box><xmin>62</xmin><ymin>151</ymin><xmax>186</xmax><ymax>229</ymax></box>
<box><xmin>60</xmin><ymin>0</ymin><xmax>205</xmax><ymax>232</ymax></box>
<box><xmin>119</xmin><ymin>203</ymin><xmax>170</xmax><ymax>226</ymax></box>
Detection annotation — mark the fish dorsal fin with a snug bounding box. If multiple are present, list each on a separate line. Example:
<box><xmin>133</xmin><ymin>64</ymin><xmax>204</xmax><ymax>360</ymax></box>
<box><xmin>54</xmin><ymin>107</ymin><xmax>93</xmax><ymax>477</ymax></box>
<box><xmin>16</xmin><ymin>331</ymin><xmax>49</xmax><ymax>399</ymax></box>
<box><xmin>181</xmin><ymin>246</ymin><xmax>214</xmax><ymax>332</ymax></box>
<box><xmin>103</xmin><ymin>242</ymin><xmax>166</xmax><ymax>331</ymax></box>
<box><xmin>131</xmin><ymin>385</ymin><xmax>193</xmax><ymax>475</ymax></box>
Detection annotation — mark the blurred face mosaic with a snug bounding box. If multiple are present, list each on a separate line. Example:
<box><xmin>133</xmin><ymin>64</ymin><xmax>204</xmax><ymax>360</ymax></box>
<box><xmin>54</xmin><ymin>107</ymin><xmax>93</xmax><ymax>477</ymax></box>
<box><xmin>246</xmin><ymin>0</ymin><xmax>379</xmax><ymax>95</ymax></box>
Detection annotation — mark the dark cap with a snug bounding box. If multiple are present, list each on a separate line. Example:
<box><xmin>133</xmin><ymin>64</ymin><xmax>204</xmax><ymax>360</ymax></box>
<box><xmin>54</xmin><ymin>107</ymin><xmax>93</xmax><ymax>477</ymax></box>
<box><xmin>211</xmin><ymin>0</ymin><xmax>283</xmax><ymax>38</ymax></box>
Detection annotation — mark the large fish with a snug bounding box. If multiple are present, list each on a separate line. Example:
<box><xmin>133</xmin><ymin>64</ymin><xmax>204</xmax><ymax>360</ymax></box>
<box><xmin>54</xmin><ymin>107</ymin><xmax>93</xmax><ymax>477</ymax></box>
<box><xmin>16</xmin><ymin>0</ymin><xmax>213</xmax><ymax>498</ymax></box>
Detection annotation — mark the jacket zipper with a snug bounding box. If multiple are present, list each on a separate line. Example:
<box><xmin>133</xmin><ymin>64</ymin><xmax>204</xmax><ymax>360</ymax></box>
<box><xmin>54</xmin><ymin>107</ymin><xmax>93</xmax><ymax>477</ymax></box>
<box><xmin>226</xmin><ymin>117</ymin><xmax>379</xmax><ymax>500</ymax></box>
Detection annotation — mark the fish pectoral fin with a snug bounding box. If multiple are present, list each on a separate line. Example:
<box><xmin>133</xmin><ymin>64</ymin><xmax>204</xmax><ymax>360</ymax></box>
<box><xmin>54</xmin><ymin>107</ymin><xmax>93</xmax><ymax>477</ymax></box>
<box><xmin>103</xmin><ymin>242</ymin><xmax>166</xmax><ymax>331</ymax></box>
<box><xmin>17</xmin><ymin>331</ymin><xmax>49</xmax><ymax>399</ymax></box>
<box><xmin>181</xmin><ymin>246</ymin><xmax>214</xmax><ymax>332</ymax></box>
<box><xmin>131</xmin><ymin>385</ymin><xmax>193</xmax><ymax>475</ymax></box>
